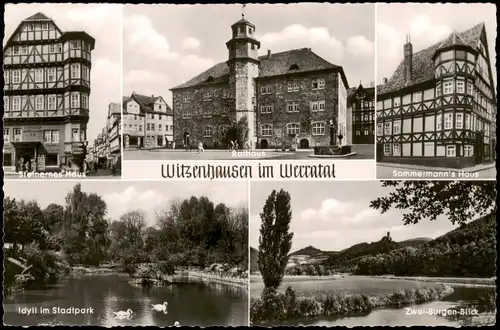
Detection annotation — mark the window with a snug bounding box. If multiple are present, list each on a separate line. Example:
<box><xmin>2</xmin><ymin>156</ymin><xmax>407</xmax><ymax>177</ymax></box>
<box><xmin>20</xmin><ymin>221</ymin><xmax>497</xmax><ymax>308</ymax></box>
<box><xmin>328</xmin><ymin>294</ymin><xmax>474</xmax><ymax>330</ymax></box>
<box><xmin>312</xmin><ymin>122</ymin><xmax>326</xmax><ymax>135</ymax></box>
<box><xmin>42</xmin><ymin>22</ymin><xmax>48</xmax><ymax>30</ymax></box>
<box><xmin>384</xmin><ymin>143</ymin><xmax>391</xmax><ymax>156</ymax></box>
<box><xmin>13</xmin><ymin>70</ymin><xmax>20</xmax><ymax>83</ymax></box>
<box><xmin>364</xmin><ymin>128</ymin><xmax>369</xmax><ymax>136</ymax></box>
<box><xmin>377</xmin><ymin>123</ymin><xmax>383</xmax><ymax>135</ymax></box>
<box><xmin>286</xmin><ymin>123</ymin><xmax>300</xmax><ymax>135</ymax></box>
<box><xmin>444</xmin><ymin>113</ymin><xmax>453</xmax><ymax>129</ymax></box>
<box><xmin>12</xmin><ymin>46</ymin><xmax>20</xmax><ymax>55</ymax></box>
<box><xmin>436</xmin><ymin>114</ymin><xmax>442</xmax><ymax>130</ymax></box>
<box><xmin>70</xmin><ymin>41</ymin><xmax>80</xmax><ymax>49</ymax></box>
<box><xmin>363</xmin><ymin>114</ymin><xmax>369</xmax><ymax>121</ymax></box>
<box><xmin>71</xmin><ymin>64</ymin><xmax>80</xmax><ymax>78</ymax></box>
<box><xmin>456</xmin><ymin>113</ymin><xmax>463</xmax><ymax>129</ymax></box>
<box><xmin>261</xmin><ymin>104</ymin><xmax>272</xmax><ymax>114</ymax></box>
<box><xmin>457</xmin><ymin>80</ymin><xmax>465</xmax><ymax>93</ymax></box>
<box><xmin>44</xmin><ymin>130</ymin><xmax>58</xmax><ymax>144</ymax></box>
<box><xmin>56</xmin><ymin>43</ymin><xmax>62</xmax><ymax>52</ymax></box>
<box><xmin>21</xmin><ymin>46</ymin><xmax>28</xmax><ymax>55</ymax></box>
<box><xmin>203</xmin><ymin>108</ymin><xmax>212</xmax><ymax>117</ymax></box>
<box><xmin>436</xmin><ymin>84</ymin><xmax>442</xmax><ymax>97</ymax></box>
<box><xmin>35</xmin><ymin>96</ymin><xmax>44</xmax><ymax>110</ymax></box>
<box><xmin>464</xmin><ymin>145</ymin><xmax>474</xmax><ymax>157</ymax></box>
<box><xmin>311</xmin><ymin>101</ymin><xmax>318</xmax><ymax>112</ymax></box>
<box><xmin>82</xmin><ymin>94</ymin><xmax>89</xmax><ymax>109</ymax></box>
<box><xmin>4</xmin><ymin>129</ymin><xmax>10</xmax><ymax>142</ymax></box>
<box><xmin>287</xmin><ymin>82</ymin><xmax>293</xmax><ymax>92</ymax></box>
<box><xmin>35</xmin><ymin>69</ymin><xmax>43</xmax><ymax>83</ymax></box>
<box><xmin>28</xmin><ymin>23</ymin><xmax>34</xmax><ymax>31</ymax></box>
<box><xmin>446</xmin><ymin>145</ymin><xmax>456</xmax><ymax>157</ymax></box>
<box><xmin>467</xmin><ymin>81</ymin><xmax>474</xmax><ymax>95</ymax></box>
<box><xmin>287</xmin><ymin>102</ymin><xmax>299</xmax><ymax>112</ymax></box>
<box><xmin>384</xmin><ymin>122</ymin><xmax>392</xmax><ymax>135</ymax></box>
<box><xmin>393</xmin><ymin>143</ymin><xmax>401</xmax><ymax>156</ymax></box>
<box><xmin>4</xmin><ymin>97</ymin><xmax>9</xmax><ymax>112</ymax></box>
<box><xmin>464</xmin><ymin>114</ymin><xmax>470</xmax><ymax>130</ymax></box>
<box><xmin>47</xmin><ymin>68</ymin><xmax>56</xmax><ymax>82</ymax></box>
<box><xmin>318</xmin><ymin>100</ymin><xmax>325</xmax><ymax>111</ymax></box>
<box><xmin>4</xmin><ymin>71</ymin><xmax>9</xmax><ymax>84</ymax></box>
<box><xmin>182</xmin><ymin>110</ymin><xmax>191</xmax><ymax>119</ymax></box>
<box><xmin>222</xmin><ymin>107</ymin><xmax>229</xmax><ymax>116</ymax></box>
<box><xmin>14</xmin><ymin>129</ymin><xmax>22</xmax><ymax>142</ymax></box>
<box><xmin>82</xmin><ymin>66</ymin><xmax>89</xmax><ymax>80</ymax></box>
<box><xmin>443</xmin><ymin>80</ymin><xmax>454</xmax><ymax>94</ymax></box>
<box><xmin>393</xmin><ymin>97</ymin><xmax>401</xmax><ymax>107</ymax></box>
<box><xmin>294</xmin><ymin>81</ymin><xmax>299</xmax><ymax>92</ymax></box>
<box><xmin>393</xmin><ymin>121</ymin><xmax>401</xmax><ymax>134</ymax></box>
<box><xmin>261</xmin><ymin>124</ymin><xmax>272</xmax><ymax>136</ymax></box>
<box><xmin>312</xmin><ymin>78</ymin><xmax>325</xmax><ymax>90</ymax></box>
<box><xmin>356</xmin><ymin>130</ymin><xmax>361</xmax><ymax>136</ymax></box>
<box><xmin>13</xmin><ymin>97</ymin><xmax>21</xmax><ymax>111</ymax></box>
<box><xmin>71</xmin><ymin>93</ymin><xmax>80</xmax><ymax>108</ymax></box>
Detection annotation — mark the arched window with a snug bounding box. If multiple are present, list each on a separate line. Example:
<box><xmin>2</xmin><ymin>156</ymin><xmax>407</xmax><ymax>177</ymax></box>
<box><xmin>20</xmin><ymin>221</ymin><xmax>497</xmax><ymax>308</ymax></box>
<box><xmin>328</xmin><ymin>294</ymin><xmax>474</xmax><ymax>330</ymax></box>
<box><xmin>289</xmin><ymin>64</ymin><xmax>300</xmax><ymax>70</ymax></box>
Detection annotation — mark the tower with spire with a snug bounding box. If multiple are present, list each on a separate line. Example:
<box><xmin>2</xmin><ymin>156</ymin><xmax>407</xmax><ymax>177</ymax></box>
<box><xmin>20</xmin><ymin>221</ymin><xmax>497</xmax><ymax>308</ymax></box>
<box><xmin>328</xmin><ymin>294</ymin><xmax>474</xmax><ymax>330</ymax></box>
<box><xmin>225</xmin><ymin>14</ymin><xmax>261</xmax><ymax>148</ymax></box>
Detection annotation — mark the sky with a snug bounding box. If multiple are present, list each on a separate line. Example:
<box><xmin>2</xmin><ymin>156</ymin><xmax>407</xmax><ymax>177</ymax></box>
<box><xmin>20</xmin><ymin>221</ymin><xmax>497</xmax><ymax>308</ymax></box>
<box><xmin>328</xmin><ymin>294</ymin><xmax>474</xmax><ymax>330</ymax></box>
<box><xmin>4</xmin><ymin>4</ymin><xmax>122</xmax><ymax>147</ymax></box>
<box><xmin>4</xmin><ymin>181</ymin><xmax>248</xmax><ymax>227</ymax></box>
<box><xmin>249</xmin><ymin>181</ymin><xmax>462</xmax><ymax>252</ymax></box>
<box><xmin>377</xmin><ymin>3</ymin><xmax>497</xmax><ymax>86</ymax></box>
<box><xmin>123</xmin><ymin>3</ymin><xmax>375</xmax><ymax>105</ymax></box>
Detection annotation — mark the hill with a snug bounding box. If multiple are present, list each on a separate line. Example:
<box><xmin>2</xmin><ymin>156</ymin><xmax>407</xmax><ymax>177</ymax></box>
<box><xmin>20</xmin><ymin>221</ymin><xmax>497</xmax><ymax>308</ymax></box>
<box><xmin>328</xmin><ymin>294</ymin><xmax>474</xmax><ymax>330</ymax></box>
<box><xmin>250</xmin><ymin>247</ymin><xmax>258</xmax><ymax>273</ymax></box>
<box><xmin>399</xmin><ymin>237</ymin><xmax>432</xmax><ymax>248</ymax></box>
<box><xmin>289</xmin><ymin>245</ymin><xmax>323</xmax><ymax>256</ymax></box>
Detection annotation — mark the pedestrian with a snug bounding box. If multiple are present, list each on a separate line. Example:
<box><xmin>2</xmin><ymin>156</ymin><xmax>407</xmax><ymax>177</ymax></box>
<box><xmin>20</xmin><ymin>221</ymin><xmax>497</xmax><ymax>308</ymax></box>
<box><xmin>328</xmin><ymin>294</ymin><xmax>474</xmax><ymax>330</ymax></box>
<box><xmin>198</xmin><ymin>140</ymin><xmax>204</xmax><ymax>153</ymax></box>
<box><xmin>172</xmin><ymin>141</ymin><xmax>176</xmax><ymax>150</ymax></box>
<box><xmin>18</xmin><ymin>159</ymin><xmax>24</xmax><ymax>175</ymax></box>
<box><xmin>230</xmin><ymin>140</ymin><xmax>235</xmax><ymax>151</ymax></box>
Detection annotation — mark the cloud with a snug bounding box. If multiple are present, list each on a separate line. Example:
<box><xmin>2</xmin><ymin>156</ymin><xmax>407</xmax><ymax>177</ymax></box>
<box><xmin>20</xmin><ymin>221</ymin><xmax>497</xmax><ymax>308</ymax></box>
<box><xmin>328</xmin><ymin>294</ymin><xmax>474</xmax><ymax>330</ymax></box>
<box><xmin>124</xmin><ymin>15</ymin><xmax>178</xmax><ymax>60</ymax></box>
<box><xmin>181</xmin><ymin>37</ymin><xmax>201</xmax><ymax>51</ymax></box>
<box><xmin>178</xmin><ymin>54</ymin><xmax>215</xmax><ymax>71</ymax></box>
<box><xmin>257</xmin><ymin>24</ymin><xmax>344</xmax><ymax>62</ymax></box>
<box><xmin>103</xmin><ymin>186</ymin><xmax>168</xmax><ymax>225</ymax></box>
<box><xmin>124</xmin><ymin>69</ymin><xmax>168</xmax><ymax>85</ymax></box>
<box><xmin>347</xmin><ymin>36</ymin><xmax>374</xmax><ymax>57</ymax></box>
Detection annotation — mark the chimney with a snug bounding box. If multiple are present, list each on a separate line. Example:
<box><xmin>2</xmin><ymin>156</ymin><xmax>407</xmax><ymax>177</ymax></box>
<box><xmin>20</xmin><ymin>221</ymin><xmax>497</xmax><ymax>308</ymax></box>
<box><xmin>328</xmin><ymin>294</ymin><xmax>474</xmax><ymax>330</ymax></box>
<box><xmin>404</xmin><ymin>34</ymin><xmax>413</xmax><ymax>83</ymax></box>
<box><xmin>267</xmin><ymin>49</ymin><xmax>271</xmax><ymax>59</ymax></box>
<box><xmin>151</xmin><ymin>94</ymin><xmax>155</xmax><ymax>98</ymax></box>
<box><xmin>383</xmin><ymin>77</ymin><xmax>388</xmax><ymax>84</ymax></box>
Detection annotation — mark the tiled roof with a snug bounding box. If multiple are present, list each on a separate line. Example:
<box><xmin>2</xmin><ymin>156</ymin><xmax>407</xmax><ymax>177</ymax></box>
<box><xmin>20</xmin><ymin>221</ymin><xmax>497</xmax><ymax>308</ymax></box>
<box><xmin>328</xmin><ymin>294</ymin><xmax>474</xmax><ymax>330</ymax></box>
<box><xmin>171</xmin><ymin>48</ymin><xmax>342</xmax><ymax>90</ymax></box>
<box><xmin>130</xmin><ymin>93</ymin><xmax>173</xmax><ymax>115</ymax></box>
<box><xmin>24</xmin><ymin>12</ymin><xmax>51</xmax><ymax>21</ymax></box>
<box><xmin>378</xmin><ymin>23</ymin><xmax>485</xmax><ymax>95</ymax></box>
<box><xmin>108</xmin><ymin>102</ymin><xmax>121</xmax><ymax>116</ymax></box>
<box><xmin>348</xmin><ymin>84</ymin><xmax>375</xmax><ymax>103</ymax></box>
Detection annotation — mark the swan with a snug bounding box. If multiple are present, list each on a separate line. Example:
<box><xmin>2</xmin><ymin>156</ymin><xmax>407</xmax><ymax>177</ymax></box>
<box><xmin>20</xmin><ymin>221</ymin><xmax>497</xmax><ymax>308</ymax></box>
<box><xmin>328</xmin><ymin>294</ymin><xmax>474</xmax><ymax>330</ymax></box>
<box><xmin>151</xmin><ymin>302</ymin><xmax>168</xmax><ymax>312</ymax></box>
<box><xmin>174</xmin><ymin>321</ymin><xmax>180</xmax><ymax>327</ymax></box>
<box><xmin>113</xmin><ymin>309</ymin><xmax>133</xmax><ymax>318</ymax></box>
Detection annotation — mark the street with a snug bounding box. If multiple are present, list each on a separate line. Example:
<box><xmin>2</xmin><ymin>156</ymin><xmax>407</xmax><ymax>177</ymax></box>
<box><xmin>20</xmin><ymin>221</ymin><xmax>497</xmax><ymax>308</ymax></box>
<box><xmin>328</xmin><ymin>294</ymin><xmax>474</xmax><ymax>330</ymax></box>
<box><xmin>377</xmin><ymin>164</ymin><xmax>497</xmax><ymax>179</ymax></box>
<box><xmin>4</xmin><ymin>168</ymin><xmax>121</xmax><ymax>180</ymax></box>
<box><xmin>124</xmin><ymin>144</ymin><xmax>375</xmax><ymax>161</ymax></box>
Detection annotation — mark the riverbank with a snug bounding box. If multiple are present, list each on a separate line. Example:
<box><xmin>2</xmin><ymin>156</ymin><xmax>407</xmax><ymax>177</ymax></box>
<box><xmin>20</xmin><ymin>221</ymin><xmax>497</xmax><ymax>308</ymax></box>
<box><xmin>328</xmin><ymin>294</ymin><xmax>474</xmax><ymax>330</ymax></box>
<box><xmin>188</xmin><ymin>271</ymin><xmax>248</xmax><ymax>288</ymax></box>
<box><xmin>250</xmin><ymin>283</ymin><xmax>454</xmax><ymax>324</ymax></box>
<box><xmin>70</xmin><ymin>265</ymin><xmax>122</xmax><ymax>275</ymax></box>
<box><xmin>372</xmin><ymin>275</ymin><xmax>496</xmax><ymax>287</ymax></box>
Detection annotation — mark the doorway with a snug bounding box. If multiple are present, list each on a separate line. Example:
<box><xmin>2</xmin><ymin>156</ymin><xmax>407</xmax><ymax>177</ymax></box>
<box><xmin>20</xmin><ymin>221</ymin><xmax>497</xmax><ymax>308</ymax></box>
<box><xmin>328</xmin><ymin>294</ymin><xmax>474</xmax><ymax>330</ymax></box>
<box><xmin>299</xmin><ymin>139</ymin><xmax>309</xmax><ymax>149</ymax></box>
<box><xmin>157</xmin><ymin>135</ymin><xmax>163</xmax><ymax>148</ymax></box>
<box><xmin>260</xmin><ymin>139</ymin><xmax>268</xmax><ymax>149</ymax></box>
<box><xmin>183</xmin><ymin>131</ymin><xmax>190</xmax><ymax>147</ymax></box>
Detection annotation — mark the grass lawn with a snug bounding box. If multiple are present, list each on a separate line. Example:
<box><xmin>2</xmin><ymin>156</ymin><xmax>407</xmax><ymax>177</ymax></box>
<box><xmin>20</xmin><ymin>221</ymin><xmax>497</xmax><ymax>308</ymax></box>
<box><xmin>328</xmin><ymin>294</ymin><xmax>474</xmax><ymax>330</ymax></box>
<box><xmin>250</xmin><ymin>275</ymin><xmax>441</xmax><ymax>299</ymax></box>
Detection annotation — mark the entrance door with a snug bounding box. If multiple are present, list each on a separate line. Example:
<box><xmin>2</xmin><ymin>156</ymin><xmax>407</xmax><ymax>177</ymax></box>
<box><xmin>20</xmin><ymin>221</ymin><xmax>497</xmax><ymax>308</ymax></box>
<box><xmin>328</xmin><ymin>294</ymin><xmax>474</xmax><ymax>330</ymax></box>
<box><xmin>300</xmin><ymin>139</ymin><xmax>310</xmax><ymax>149</ymax></box>
<box><xmin>157</xmin><ymin>136</ymin><xmax>163</xmax><ymax>147</ymax></box>
<box><xmin>475</xmin><ymin>133</ymin><xmax>484</xmax><ymax>165</ymax></box>
<box><xmin>184</xmin><ymin>132</ymin><xmax>190</xmax><ymax>147</ymax></box>
<box><xmin>260</xmin><ymin>139</ymin><xmax>268</xmax><ymax>149</ymax></box>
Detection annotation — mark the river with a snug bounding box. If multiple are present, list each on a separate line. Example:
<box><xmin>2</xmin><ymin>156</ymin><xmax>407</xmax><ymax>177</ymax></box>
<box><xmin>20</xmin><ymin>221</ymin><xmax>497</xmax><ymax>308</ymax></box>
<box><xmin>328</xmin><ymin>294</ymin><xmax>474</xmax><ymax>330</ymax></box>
<box><xmin>3</xmin><ymin>273</ymin><xmax>248</xmax><ymax>326</ymax></box>
<box><xmin>273</xmin><ymin>286</ymin><xmax>496</xmax><ymax>327</ymax></box>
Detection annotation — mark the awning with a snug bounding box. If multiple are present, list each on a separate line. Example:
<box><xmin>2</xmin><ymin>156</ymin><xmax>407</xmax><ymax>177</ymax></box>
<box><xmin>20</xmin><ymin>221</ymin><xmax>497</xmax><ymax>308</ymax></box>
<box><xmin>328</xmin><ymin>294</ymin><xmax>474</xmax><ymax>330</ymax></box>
<box><xmin>9</xmin><ymin>141</ymin><xmax>47</xmax><ymax>152</ymax></box>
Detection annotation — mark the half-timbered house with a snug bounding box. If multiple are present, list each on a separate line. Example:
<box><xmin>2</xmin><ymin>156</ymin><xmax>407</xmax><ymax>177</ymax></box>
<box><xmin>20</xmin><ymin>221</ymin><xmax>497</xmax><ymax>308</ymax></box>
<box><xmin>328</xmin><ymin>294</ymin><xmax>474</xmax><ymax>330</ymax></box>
<box><xmin>349</xmin><ymin>83</ymin><xmax>375</xmax><ymax>144</ymax></box>
<box><xmin>377</xmin><ymin>23</ymin><xmax>496</xmax><ymax>168</ymax></box>
<box><xmin>3</xmin><ymin>13</ymin><xmax>95</xmax><ymax>173</ymax></box>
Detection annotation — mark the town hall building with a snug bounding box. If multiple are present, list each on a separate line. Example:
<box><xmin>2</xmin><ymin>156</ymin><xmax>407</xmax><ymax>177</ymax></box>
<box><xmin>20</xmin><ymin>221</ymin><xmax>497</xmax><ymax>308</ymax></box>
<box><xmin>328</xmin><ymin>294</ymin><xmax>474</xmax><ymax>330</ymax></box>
<box><xmin>377</xmin><ymin>23</ymin><xmax>496</xmax><ymax>168</ymax></box>
<box><xmin>3</xmin><ymin>12</ymin><xmax>94</xmax><ymax>173</ymax></box>
<box><xmin>170</xmin><ymin>15</ymin><xmax>349</xmax><ymax>150</ymax></box>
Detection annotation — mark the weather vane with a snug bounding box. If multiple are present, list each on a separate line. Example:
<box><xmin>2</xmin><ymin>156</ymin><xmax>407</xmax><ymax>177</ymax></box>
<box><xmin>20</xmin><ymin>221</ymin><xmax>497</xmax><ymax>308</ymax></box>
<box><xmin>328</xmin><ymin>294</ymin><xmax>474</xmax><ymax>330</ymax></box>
<box><xmin>242</xmin><ymin>4</ymin><xmax>246</xmax><ymax>18</ymax></box>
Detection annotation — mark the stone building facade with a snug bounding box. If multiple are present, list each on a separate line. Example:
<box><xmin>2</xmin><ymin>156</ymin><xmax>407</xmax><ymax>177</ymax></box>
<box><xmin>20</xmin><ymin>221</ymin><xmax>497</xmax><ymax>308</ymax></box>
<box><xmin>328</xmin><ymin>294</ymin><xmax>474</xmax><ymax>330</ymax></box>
<box><xmin>170</xmin><ymin>16</ymin><xmax>349</xmax><ymax>149</ymax></box>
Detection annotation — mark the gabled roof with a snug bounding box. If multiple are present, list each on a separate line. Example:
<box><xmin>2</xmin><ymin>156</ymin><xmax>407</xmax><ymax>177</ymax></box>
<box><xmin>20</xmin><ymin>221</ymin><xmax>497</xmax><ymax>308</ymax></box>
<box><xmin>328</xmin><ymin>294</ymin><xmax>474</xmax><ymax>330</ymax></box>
<box><xmin>378</xmin><ymin>23</ymin><xmax>485</xmax><ymax>95</ymax></box>
<box><xmin>171</xmin><ymin>47</ymin><xmax>347</xmax><ymax>90</ymax></box>
<box><xmin>348</xmin><ymin>84</ymin><xmax>375</xmax><ymax>103</ymax></box>
<box><xmin>24</xmin><ymin>12</ymin><xmax>51</xmax><ymax>21</ymax></box>
<box><xmin>124</xmin><ymin>93</ymin><xmax>173</xmax><ymax>115</ymax></box>
<box><xmin>107</xmin><ymin>102</ymin><xmax>121</xmax><ymax>117</ymax></box>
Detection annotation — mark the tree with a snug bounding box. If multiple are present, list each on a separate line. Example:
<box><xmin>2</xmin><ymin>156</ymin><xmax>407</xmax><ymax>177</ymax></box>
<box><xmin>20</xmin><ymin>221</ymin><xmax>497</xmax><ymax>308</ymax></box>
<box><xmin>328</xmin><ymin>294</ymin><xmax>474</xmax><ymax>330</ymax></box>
<box><xmin>370</xmin><ymin>181</ymin><xmax>496</xmax><ymax>225</ymax></box>
<box><xmin>258</xmin><ymin>189</ymin><xmax>294</xmax><ymax>290</ymax></box>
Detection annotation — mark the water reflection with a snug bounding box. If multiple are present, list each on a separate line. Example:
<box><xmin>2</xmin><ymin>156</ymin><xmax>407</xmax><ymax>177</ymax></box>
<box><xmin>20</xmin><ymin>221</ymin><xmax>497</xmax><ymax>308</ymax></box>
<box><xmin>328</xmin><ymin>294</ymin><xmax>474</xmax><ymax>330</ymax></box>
<box><xmin>4</xmin><ymin>274</ymin><xmax>248</xmax><ymax>326</ymax></box>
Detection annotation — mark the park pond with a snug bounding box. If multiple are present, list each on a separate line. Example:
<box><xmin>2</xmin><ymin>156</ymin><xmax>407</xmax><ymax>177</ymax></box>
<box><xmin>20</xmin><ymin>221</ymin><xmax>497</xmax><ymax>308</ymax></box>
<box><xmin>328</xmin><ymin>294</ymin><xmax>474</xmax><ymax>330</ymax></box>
<box><xmin>250</xmin><ymin>275</ymin><xmax>496</xmax><ymax>326</ymax></box>
<box><xmin>4</xmin><ymin>273</ymin><xmax>248</xmax><ymax>326</ymax></box>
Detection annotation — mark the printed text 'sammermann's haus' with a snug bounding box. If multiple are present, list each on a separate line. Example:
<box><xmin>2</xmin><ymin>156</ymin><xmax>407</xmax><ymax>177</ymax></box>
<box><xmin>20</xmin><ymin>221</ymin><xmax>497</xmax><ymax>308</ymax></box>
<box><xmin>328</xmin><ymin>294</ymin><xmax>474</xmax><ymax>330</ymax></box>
<box><xmin>3</xmin><ymin>13</ymin><xmax>94</xmax><ymax>173</ymax></box>
<box><xmin>170</xmin><ymin>15</ymin><xmax>349</xmax><ymax>150</ymax></box>
<box><xmin>377</xmin><ymin>23</ymin><xmax>496</xmax><ymax>168</ymax></box>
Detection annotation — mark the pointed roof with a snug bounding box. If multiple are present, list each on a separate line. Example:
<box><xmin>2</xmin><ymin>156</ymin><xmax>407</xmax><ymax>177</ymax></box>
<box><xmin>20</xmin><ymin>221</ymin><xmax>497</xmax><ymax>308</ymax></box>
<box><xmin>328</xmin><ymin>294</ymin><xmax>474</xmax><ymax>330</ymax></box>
<box><xmin>124</xmin><ymin>93</ymin><xmax>173</xmax><ymax>115</ymax></box>
<box><xmin>348</xmin><ymin>83</ymin><xmax>375</xmax><ymax>103</ymax></box>
<box><xmin>24</xmin><ymin>12</ymin><xmax>52</xmax><ymax>21</ymax></box>
<box><xmin>378</xmin><ymin>22</ymin><xmax>485</xmax><ymax>95</ymax></box>
<box><xmin>171</xmin><ymin>48</ymin><xmax>348</xmax><ymax>90</ymax></box>
<box><xmin>436</xmin><ymin>30</ymin><xmax>469</xmax><ymax>51</ymax></box>
<box><xmin>231</xmin><ymin>16</ymin><xmax>255</xmax><ymax>28</ymax></box>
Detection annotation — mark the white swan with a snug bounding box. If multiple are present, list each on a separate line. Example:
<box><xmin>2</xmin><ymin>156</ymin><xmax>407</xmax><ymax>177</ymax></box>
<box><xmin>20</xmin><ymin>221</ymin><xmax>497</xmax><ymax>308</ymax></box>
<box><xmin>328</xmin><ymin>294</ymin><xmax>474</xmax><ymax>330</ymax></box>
<box><xmin>174</xmin><ymin>321</ymin><xmax>180</xmax><ymax>327</ymax></box>
<box><xmin>113</xmin><ymin>309</ymin><xmax>133</xmax><ymax>318</ymax></box>
<box><xmin>151</xmin><ymin>302</ymin><xmax>168</xmax><ymax>312</ymax></box>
